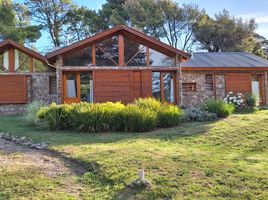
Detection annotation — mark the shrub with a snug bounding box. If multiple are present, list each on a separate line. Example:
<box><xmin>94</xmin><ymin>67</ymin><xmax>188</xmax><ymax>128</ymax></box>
<box><xmin>37</xmin><ymin>103</ymin><xmax>73</xmax><ymax>130</ymax></box>
<box><xmin>224</xmin><ymin>92</ymin><xmax>245</xmax><ymax>108</ymax></box>
<box><xmin>71</xmin><ymin>102</ymin><xmax>125</xmax><ymax>132</ymax></box>
<box><xmin>122</xmin><ymin>105</ymin><xmax>158</xmax><ymax>132</ymax></box>
<box><xmin>158</xmin><ymin>104</ymin><xmax>184</xmax><ymax>127</ymax></box>
<box><xmin>24</xmin><ymin>101</ymin><xmax>45</xmax><ymax>126</ymax></box>
<box><xmin>184</xmin><ymin>106</ymin><xmax>217</xmax><ymax>122</ymax></box>
<box><xmin>245</xmin><ymin>94</ymin><xmax>259</xmax><ymax>108</ymax></box>
<box><xmin>134</xmin><ymin>98</ymin><xmax>162</xmax><ymax>112</ymax></box>
<box><xmin>202</xmin><ymin>100</ymin><xmax>235</xmax><ymax>118</ymax></box>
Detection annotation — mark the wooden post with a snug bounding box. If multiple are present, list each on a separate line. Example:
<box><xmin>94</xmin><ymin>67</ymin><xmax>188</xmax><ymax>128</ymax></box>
<box><xmin>29</xmin><ymin>57</ymin><xmax>33</xmax><ymax>72</ymax></box>
<box><xmin>146</xmin><ymin>46</ymin><xmax>150</xmax><ymax>66</ymax></box>
<box><xmin>118</xmin><ymin>34</ymin><xmax>124</xmax><ymax>66</ymax></box>
<box><xmin>213</xmin><ymin>72</ymin><xmax>217</xmax><ymax>100</ymax></box>
<box><xmin>92</xmin><ymin>44</ymin><xmax>96</xmax><ymax>66</ymax></box>
<box><xmin>9</xmin><ymin>48</ymin><xmax>15</xmax><ymax>72</ymax></box>
<box><xmin>160</xmin><ymin>72</ymin><xmax>164</xmax><ymax>103</ymax></box>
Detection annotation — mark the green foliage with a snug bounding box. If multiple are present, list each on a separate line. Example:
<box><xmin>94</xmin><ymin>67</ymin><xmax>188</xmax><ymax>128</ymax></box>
<box><xmin>37</xmin><ymin>103</ymin><xmax>73</xmax><ymax>130</ymax></box>
<box><xmin>202</xmin><ymin>100</ymin><xmax>235</xmax><ymax>117</ymax></box>
<box><xmin>37</xmin><ymin>98</ymin><xmax>184</xmax><ymax>133</ymax></box>
<box><xmin>245</xmin><ymin>94</ymin><xmax>259</xmax><ymax>108</ymax></box>
<box><xmin>184</xmin><ymin>106</ymin><xmax>217</xmax><ymax>122</ymax></box>
<box><xmin>158</xmin><ymin>104</ymin><xmax>184</xmax><ymax>127</ymax></box>
<box><xmin>24</xmin><ymin>101</ymin><xmax>45</xmax><ymax>126</ymax></box>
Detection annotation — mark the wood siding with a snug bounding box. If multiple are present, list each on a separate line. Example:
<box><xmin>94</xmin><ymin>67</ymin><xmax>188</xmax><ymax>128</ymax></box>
<box><xmin>93</xmin><ymin>70</ymin><xmax>152</xmax><ymax>104</ymax></box>
<box><xmin>225</xmin><ymin>73</ymin><xmax>252</xmax><ymax>94</ymax></box>
<box><xmin>0</xmin><ymin>75</ymin><xmax>27</xmax><ymax>104</ymax></box>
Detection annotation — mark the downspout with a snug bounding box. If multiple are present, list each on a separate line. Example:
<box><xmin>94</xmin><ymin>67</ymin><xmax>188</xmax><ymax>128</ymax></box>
<box><xmin>179</xmin><ymin>58</ymin><xmax>183</xmax><ymax>107</ymax></box>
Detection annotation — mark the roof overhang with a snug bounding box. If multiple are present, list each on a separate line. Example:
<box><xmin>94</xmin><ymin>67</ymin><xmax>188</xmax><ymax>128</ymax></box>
<box><xmin>46</xmin><ymin>25</ymin><xmax>191</xmax><ymax>63</ymax></box>
<box><xmin>0</xmin><ymin>39</ymin><xmax>46</xmax><ymax>63</ymax></box>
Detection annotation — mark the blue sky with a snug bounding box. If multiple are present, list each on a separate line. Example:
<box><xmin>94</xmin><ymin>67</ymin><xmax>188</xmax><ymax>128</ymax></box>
<box><xmin>14</xmin><ymin>0</ymin><xmax>268</xmax><ymax>51</ymax></box>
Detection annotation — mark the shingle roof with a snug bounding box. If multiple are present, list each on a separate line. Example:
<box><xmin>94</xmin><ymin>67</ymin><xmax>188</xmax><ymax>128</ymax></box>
<box><xmin>181</xmin><ymin>52</ymin><xmax>268</xmax><ymax>68</ymax></box>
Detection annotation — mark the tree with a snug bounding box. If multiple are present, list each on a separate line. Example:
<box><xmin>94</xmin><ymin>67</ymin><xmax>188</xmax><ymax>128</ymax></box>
<box><xmin>0</xmin><ymin>0</ymin><xmax>41</xmax><ymax>44</ymax></box>
<box><xmin>193</xmin><ymin>9</ymin><xmax>257</xmax><ymax>52</ymax></box>
<box><xmin>25</xmin><ymin>0</ymin><xmax>73</xmax><ymax>46</ymax></box>
<box><xmin>124</xmin><ymin>0</ymin><xmax>204</xmax><ymax>51</ymax></box>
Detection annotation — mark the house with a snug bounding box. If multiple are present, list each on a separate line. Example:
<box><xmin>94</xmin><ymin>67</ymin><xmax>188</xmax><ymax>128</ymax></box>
<box><xmin>1</xmin><ymin>25</ymin><xmax>268</xmax><ymax>114</ymax></box>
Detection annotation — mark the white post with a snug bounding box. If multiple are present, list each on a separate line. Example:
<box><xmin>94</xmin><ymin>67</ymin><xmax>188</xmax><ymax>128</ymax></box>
<box><xmin>138</xmin><ymin>169</ymin><xmax>145</xmax><ymax>180</ymax></box>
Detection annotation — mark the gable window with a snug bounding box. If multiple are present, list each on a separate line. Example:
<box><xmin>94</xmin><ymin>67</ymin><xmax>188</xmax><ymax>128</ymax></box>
<box><xmin>182</xmin><ymin>83</ymin><xmax>196</xmax><ymax>92</ymax></box>
<box><xmin>96</xmin><ymin>36</ymin><xmax>118</xmax><ymax>66</ymax></box>
<box><xmin>149</xmin><ymin>49</ymin><xmax>175</xmax><ymax>66</ymax></box>
<box><xmin>49</xmin><ymin>76</ymin><xmax>57</xmax><ymax>95</ymax></box>
<box><xmin>205</xmin><ymin>74</ymin><xmax>213</xmax><ymax>91</ymax></box>
<box><xmin>0</xmin><ymin>51</ymin><xmax>9</xmax><ymax>72</ymax></box>
<box><xmin>34</xmin><ymin>59</ymin><xmax>49</xmax><ymax>72</ymax></box>
<box><xmin>15</xmin><ymin>49</ymin><xmax>30</xmax><ymax>72</ymax></box>
<box><xmin>63</xmin><ymin>46</ymin><xmax>92</xmax><ymax>66</ymax></box>
<box><xmin>124</xmin><ymin>37</ymin><xmax>146</xmax><ymax>66</ymax></box>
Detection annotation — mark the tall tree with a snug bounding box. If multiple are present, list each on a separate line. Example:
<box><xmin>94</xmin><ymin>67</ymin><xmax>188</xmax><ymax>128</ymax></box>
<box><xmin>193</xmin><ymin>9</ymin><xmax>257</xmax><ymax>52</ymax></box>
<box><xmin>0</xmin><ymin>0</ymin><xmax>41</xmax><ymax>44</ymax></box>
<box><xmin>124</xmin><ymin>0</ymin><xmax>204</xmax><ymax>51</ymax></box>
<box><xmin>25</xmin><ymin>0</ymin><xmax>73</xmax><ymax>46</ymax></box>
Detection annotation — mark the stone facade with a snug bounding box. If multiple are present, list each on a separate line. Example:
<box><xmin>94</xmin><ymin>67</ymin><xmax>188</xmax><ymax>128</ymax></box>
<box><xmin>179</xmin><ymin>71</ymin><xmax>226</xmax><ymax>107</ymax></box>
<box><xmin>0</xmin><ymin>72</ymin><xmax>57</xmax><ymax>115</ymax></box>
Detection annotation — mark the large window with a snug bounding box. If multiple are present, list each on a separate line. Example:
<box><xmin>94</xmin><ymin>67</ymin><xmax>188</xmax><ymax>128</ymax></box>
<box><xmin>124</xmin><ymin>38</ymin><xmax>146</xmax><ymax>66</ymax></box>
<box><xmin>0</xmin><ymin>51</ymin><xmax>9</xmax><ymax>72</ymax></box>
<box><xmin>152</xmin><ymin>71</ymin><xmax>175</xmax><ymax>103</ymax></box>
<box><xmin>15</xmin><ymin>49</ymin><xmax>30</xmax><ymax>72</ymax></box>
<box><xmin>96</xmin><ymin>36</ymin><xmax>118</xmax><ymax>66</ymax></box>
<box><xmin>149</xmin><ymin>49</ymin><xmax>175</xmax><ymax>66</ymax></box>
<box><xmin>66</xmin><ymin>74</ymin><xmax>77</xmax><ymax>98</ymax></box>
<box><xmin>64</xmin><ymin>47</ymin><xmax>92</xmax><ymax>66</ymax></box>
<box><xmin>34</xmin><ymin>59</ymin><xmax>49</xmax><ymax>72</ymax></box>
<box><xmin>80</xmin><ymin>73</ymin><xmax>93</xmax><ymax>102</ymax></box>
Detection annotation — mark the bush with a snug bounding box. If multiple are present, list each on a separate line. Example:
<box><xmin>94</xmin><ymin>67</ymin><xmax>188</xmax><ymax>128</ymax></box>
<box><xmin>122</xmin><ymin>105</ymin><xmax>158</xmax><ymax>132</ymax></box>
<box><xmin>71</xmin><ymin>102</ymin><xmax>125</xmax><ymax>132</ymax></box>
<box><xmin>37</xmin><ymin>103</ymin><xmax>73</xmax><ymax>130</ymax></box>
<box><xmin>184</xmin><ymin>106</ymin><xmax>217</xmax><ymax>122</ymax></box>
<box><xmin>202</xmin><ymin>100</ymin><xmax>235</xmax><ymax>118</ymax></box>
<box><xmin>224</xmin><ymin>92</ymin><xmax>245</xmax><ymax>108</ymax></box>
<box><xmin>134</xmin><ymin>97</ymin><xmax>162</xmax><ymax>112</ymax></box>
<box><xmin>158</xmin><ymin>104</ymin><xmax>184</xmax><ymax>127</ymax></box>
<box><xmin>245</xmin><ymin>94</ymin><xmax>259</xmax><ymax>108</ymax></box>
<box><xmin>24</xmin><ymin>101</ymin><xmax>45</xmax><ymax>126</ymax></box>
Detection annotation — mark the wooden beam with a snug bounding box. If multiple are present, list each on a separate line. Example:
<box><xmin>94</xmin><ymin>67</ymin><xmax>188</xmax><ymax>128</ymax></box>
<box><xmin>9</xmin><ymin>48</ymin><xmax>15</xmax><ymax>72</ymax></box>
<box><xmin>146</xmin><ymin>46</ymin><xmax>150</xmax><ymax>66</ymax></box>
<box><xmin>118</xmin><ymin>34</ymin><xmax>124</xmax><ymax>66</ymax></box>
<box><xmin>29</xmin><ymin>57</ymin><xmax>33</xmax><ymax>72</ymax></box>
<box><xmin>160</xmin><ymin>72</ymin><xmax>164</xmax><ymax>103</ymax></box>
<box><xmin>92</xmin><ymin>44</ymin><xmax>96</xmax><ymax>66</ymax></box>
<box><xmin>213</xmin><ymin>73</ymin><xmax>216</xmax><ymax>100</ymax></box>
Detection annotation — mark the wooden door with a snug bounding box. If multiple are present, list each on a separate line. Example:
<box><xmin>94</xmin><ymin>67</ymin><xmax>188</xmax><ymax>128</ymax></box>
<box><xmin>63</xmin><ymin>72</ymin><xmax>80</xmax><ymax>103</ymax></box>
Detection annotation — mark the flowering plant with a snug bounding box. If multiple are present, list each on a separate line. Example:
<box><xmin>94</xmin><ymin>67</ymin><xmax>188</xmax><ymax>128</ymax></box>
<box><xmin>224</xmin><ymin>92</ymin><xmax>245</xmax><ymax>108</ymax></box>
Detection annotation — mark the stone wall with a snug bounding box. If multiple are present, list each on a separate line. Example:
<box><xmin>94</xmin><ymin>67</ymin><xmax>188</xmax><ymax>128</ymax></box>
<box><xmin>179</xmin><ymin>72</ymin><xmax>226</xmax><ymax>107</ymax></box>
<box><xmin>0</xmin><ymin>72</ymin><xmax>57</xmax><ymax>115</ymax></box>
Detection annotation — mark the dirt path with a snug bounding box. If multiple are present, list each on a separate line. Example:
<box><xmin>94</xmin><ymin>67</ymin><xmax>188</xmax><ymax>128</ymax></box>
<box><xmin>0</xmin><ymin>137</ymin><xmax>86</xmax><ymax>199</ymax></box>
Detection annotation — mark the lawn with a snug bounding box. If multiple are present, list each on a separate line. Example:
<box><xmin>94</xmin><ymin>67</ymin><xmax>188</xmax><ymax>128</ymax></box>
<box><xmin>0</xmin><ymin>111</ymin><xmax>268</xmax><ymax>199</ymax></box>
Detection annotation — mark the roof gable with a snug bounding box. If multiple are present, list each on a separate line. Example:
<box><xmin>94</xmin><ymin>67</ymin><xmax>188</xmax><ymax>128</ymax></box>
<box><xmin>46</xmin><ymin>25</ymin><xmax>191</xmax><ymax>61</ymax></box>
<box><xmin>0</xmin><ymin>39</ymin><xmax>46</xmax><ymax>63</ymax></box>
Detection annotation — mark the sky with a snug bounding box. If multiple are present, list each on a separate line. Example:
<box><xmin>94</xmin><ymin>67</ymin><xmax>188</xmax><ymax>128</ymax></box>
<box><xmin>14</xmin><ymin>0</ymin><xmax>268</xmax><ymax>52</ymax></box>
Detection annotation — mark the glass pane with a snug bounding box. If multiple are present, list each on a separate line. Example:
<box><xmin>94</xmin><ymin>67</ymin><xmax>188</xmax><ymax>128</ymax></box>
<box><xmin>152</xmin><ymin>72</ymin><xmax>161</xmax><ymax>101</ymax></box>
<box><xmin>0</xmin><ymin>51</ymin><xmax>9</xmax><ymax>72</ymax></box>
<box><xmin>96</xmin><ymin>36</ymin><xmax>118</xmax><ymax>66</ymax></box>
<box><xmin>66</xmin><ymin>74</ymin><xmax>77</xmax><ymax>98</ymax></box>
<box><xmin>124</xmin><ymin>38</ymin><xmax>146</xmax><ymax>66</ymax></box>
<box><xmin>15</xmin><ymin>50</ymin><xmax>30</xmax><ymax>72</ymax></box>
<box><xmin>163</xmin><ymin>73</ymin><xmax>174</xmax><ymax>103</ymax></box>
<box><xmin>34</xmin><ymin>59</ymin><xmax>49</xmax><ymax>72</ymax></box>
<box><xmin>64</xmin><ymin>46</ymin><xmax>92</xmax><ymax>66</ymax></box>
<box><xmin>80</xmin><ymin>73</ymin><xmax>93</xmax><ymax>102</ymax></box>
<box><xmin>149</xmin><ymin>49</ymin><xmax>174</xmax><ymax>66</ymax></box>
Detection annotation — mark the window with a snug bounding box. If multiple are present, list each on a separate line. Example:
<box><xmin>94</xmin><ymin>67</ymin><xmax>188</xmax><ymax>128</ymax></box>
<box><xmin>124</xmin><ymin>37</ymin><xmax>146</xmax><ymax>66</ymax></box>
<box><xmin>96</xmin><ymin>36</ymin><xmax>118</xmax><ymax>66</ymax></box>
<box><xmin>152</xmin><ymin>71</ymin><xmax>175</xmax><ymax>103</ymax></box>
<box><xmin>63</xmin><ymin>46</ymin><xmax>92</xmax><ymax>66</ymax></box>
<box><xmin>182</xmin><ymin>83</ymin><xmax>196</xmax><ymax>92</ymax></box>
<box><xmin>15</xmin><ymin>49</ymin><xmax>30</xmax><ymax>72</ymax></box>
<box><xmin>0</xmin><ymin>51</ymin><xmax>9</xmax><ymax>72</ymax></box>
<box><xmin>149</xmin><ymin>49</ymin><xmax>174</xmax><ymax>66</ymax></box>
<box><xmin>49</xmin><ymin>76</ymin><xmax>57</xmax><ymax>95</ymax></box>
<box><xmin>34</xmin><ymin>59</ymin><xmax>49</xmax><ymax>72</ymax></box>
<box><xmin>80</xmin><ymin>72</ymin><xmax>93</xmax><ymax>103</ymax></box>
<box><xmin>66</xmin><ymin>74</ymin><xmax>77</xmax><ymax>98</ymax></box>
<box><xmin>205</xmin><ymin>74</ymin><xmax>213</xmax><ymax>91</ymax></box>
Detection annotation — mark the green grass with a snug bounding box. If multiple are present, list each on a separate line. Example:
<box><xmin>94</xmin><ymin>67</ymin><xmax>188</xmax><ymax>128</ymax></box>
<box><xmin>0</xmin><ymin>111</ymin><xmax>268</xmax><ymax>199</ymax></box>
